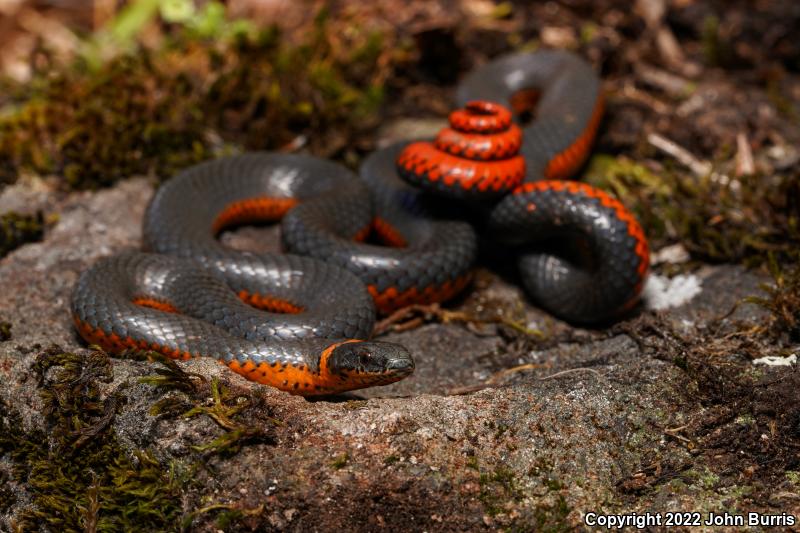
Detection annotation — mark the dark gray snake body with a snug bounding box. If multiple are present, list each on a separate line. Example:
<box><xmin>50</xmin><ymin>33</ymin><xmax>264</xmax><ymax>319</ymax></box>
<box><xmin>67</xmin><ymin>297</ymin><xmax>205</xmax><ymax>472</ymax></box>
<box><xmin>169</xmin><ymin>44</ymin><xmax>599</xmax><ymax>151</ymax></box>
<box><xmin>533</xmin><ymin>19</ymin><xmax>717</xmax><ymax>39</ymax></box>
<box><xmin>71</xmin><ymin>50</ymin><xmax>649</xmax><ymax>395</ymax></box>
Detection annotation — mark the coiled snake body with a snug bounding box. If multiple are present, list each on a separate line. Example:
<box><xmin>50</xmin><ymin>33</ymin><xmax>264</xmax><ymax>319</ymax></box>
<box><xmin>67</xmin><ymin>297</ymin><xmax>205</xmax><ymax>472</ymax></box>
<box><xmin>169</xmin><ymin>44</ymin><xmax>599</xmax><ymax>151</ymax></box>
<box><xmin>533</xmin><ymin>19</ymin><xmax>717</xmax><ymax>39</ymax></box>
<box><xmin>71</xmin><ymin>50</ymin><xmax>649</xmax><ymax>395</ymax></box>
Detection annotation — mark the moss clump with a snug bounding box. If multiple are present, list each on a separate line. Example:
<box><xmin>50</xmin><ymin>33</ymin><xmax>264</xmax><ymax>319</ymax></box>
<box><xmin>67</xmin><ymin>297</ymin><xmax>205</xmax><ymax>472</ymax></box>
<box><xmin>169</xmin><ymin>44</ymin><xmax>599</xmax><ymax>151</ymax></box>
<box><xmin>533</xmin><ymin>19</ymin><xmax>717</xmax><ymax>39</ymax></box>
<box><xmin>585</xmin><ymin>155</ymin><xmax>800</xmax><ymax>266</ymax></box>
<box><xmin>746</xmin><ymin>254</ymin><xmax>800</xmax><ymax>340</ymax></box>
<box><xmin>182</xmin><ymin>378</ymin><xmax>277</xmax><ymax>455</ymax></box>
<box><xmin>134</xmin><ymin>350</ymin><xmax>277</xmax><ymax>456</ymax></box>
<box><xmin>532</xmin><ymin>494</ymin><xmax>572</xmax><ymax>533</ymax></box>
<box><xmin>478</xmin><ymin>465</ymin><xmax>521</xmax><ymax>517</ymax></box>
<box><xmin>330</xmin><ymin>452</ymin><xmax>349</xmax><ymax>469</ymax></box>
<box><xmin>0</xmin><ymin>7</ymin><xmax>395</xmax><ymax>189</ymax></box>
<box><xmin>0</xmin><ymin>320</ymin><xmax>10</xmax><ymax>341</ymax></box>
<box><xmin>0</xmin><ymin>346</ymin><xmax>188</xmax><ymax>531</ymax></box>
<box><xmin>0</xmin><ymin>211</ymin><xmax>44</xmax><ymax>258</ymax></box>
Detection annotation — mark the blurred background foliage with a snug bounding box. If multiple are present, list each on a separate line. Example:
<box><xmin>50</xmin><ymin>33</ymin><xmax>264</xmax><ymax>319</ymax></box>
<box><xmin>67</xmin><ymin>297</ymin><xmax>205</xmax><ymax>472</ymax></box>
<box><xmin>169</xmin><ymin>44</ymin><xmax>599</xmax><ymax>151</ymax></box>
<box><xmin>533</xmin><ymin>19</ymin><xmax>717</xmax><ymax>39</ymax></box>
<box><xmin>0</xmin><ymin>0</ymin><xmax>401</xmax><ymax>189</ymax></box>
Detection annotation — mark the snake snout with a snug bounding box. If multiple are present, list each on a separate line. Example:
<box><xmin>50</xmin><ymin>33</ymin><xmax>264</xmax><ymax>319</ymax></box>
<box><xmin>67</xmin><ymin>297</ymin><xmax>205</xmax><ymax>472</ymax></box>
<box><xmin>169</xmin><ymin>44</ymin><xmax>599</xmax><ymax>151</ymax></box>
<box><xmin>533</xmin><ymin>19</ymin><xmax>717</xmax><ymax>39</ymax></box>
<box><xmin>329</xmin><ymin>340</ymin><xmax>414</xmax><ymax>384</ymax></box>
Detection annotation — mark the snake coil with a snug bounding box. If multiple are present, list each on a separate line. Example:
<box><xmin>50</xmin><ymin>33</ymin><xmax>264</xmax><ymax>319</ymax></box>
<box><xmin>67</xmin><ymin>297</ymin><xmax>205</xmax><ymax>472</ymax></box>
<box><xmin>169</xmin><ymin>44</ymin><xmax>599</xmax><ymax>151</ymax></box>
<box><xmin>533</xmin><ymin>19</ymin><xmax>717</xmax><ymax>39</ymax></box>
<box><xmin>71</xmin><ymin>50</ymin><xmax>649</xmax><ymax>395</ymax></box>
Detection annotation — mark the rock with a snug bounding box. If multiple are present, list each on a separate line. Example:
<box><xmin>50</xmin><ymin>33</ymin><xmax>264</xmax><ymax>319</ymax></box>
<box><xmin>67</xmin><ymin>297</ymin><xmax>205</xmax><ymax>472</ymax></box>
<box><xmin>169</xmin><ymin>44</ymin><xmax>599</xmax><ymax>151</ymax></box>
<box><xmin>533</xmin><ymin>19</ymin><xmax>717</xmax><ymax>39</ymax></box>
<box><xmin>0</xmin><ymin>175</ymin><xmax>795</xmax><ymax>531</ymax></box>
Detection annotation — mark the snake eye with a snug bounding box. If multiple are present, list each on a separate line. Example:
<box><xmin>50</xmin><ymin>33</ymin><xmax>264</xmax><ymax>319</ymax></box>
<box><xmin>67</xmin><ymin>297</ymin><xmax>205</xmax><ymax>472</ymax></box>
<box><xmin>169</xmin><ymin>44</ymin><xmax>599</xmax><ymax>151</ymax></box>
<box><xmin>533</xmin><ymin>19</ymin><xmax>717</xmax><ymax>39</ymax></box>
<box><xmin>359</xmin><ymin>352</ymin><xmax>373</xmax><ymax>366</ymax></box>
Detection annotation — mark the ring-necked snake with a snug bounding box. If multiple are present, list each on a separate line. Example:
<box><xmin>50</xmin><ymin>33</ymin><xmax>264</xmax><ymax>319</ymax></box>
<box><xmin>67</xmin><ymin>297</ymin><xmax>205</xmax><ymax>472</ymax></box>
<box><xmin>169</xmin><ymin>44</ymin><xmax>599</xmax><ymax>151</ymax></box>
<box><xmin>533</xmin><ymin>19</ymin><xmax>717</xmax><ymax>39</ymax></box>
<box><xmin>71</xmin><ymin>50</ymin><xmax>649</xmax><ymax>396</ymax></box>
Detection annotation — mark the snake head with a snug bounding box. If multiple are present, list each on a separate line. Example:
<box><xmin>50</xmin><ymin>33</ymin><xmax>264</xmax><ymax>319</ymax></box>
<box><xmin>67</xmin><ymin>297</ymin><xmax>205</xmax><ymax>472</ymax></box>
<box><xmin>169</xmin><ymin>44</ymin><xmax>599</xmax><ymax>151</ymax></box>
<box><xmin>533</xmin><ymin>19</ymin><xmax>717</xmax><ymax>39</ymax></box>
<box><xmin>323</xmin><ymin>340</ymin><xmax>415</xmax><ymax>391</ymax></box>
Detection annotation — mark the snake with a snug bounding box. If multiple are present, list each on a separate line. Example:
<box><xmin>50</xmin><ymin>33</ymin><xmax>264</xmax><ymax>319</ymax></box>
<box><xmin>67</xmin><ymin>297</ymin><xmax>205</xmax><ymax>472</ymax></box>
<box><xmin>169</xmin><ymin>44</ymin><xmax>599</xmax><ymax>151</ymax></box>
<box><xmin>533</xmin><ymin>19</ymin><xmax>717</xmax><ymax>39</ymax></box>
<box><xmin>71</xmin><ymin>49</ymin><xmax>649</xmax><ymax>396</ymax></box>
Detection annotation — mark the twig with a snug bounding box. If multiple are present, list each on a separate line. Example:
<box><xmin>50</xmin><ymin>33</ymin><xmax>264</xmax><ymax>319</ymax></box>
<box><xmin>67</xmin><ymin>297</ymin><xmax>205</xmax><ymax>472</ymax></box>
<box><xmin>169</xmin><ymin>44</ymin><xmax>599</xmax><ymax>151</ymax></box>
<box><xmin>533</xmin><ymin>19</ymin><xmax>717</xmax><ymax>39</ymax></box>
<box><xmin>635</xmin><ymin>63</ymin><xmax>693</xmax><ymax>97</ymax></box>
<box><xmin>447</xmin><ymin>365</ymin><xmax>610</xmax><ymax>396</ymax></box>
<box><xmin>664</xmin><ymin>423</ymin><xmax>690</xmax><ymax>433</ymax></box>
<box><xmin>446</xmin><ymin>362</ymin><xmax>552</xmax><ymax>396</ymax></box>
<box><xmin>647</xmin><ymin>133</ymin><xmax>711</xmax><ymax>177</ymax></box>
<box><xmin>616</xmin><ymin>82</ymin><xmax>671</xmax><ymax>114</ymax></box>
<box><xmin>735</xmin><ymin>132</ymin><xmax>755</xmax><ymax>177</ymax></box>
<box><xmin>635</xmin><ymin>0</ymin><xmax>666</xmax><ymax>27</ymax></box>
<box><xmin>374</xmin><ymin>303</ymin><xmax>469</xmax><ymax>335</ymax></box>
<box><xmin>373</xmin><ymin>302</ymin><xmax>543</xmax><ymax>338</ymax></box>
<box><xmin>664</xmin><ymin>431</ymin><xmax>692</xmax><ymax>444</ymax></box>
<box><xmin>635</xmin><ymin>0</ymin><xmax>692</xmax><ymax>74</ymax></box>
<box><xmin>538</xmin><ymin>367</ymin><xmax>606</xmax><ymax>381</ymax></box>
<box><xmin>654</xmin><ymin>26</ymin><xmax>688</xmax><ymax>72</ymax></box>
<box><xmin>280</xmin><ymin>134</ymin><xmax>307</xmax><ymax>152</ymax></box>
<box><xmin>488</xmin><ymin>363</ymin><xmax>549</xmax><ymax>384</ymax></box>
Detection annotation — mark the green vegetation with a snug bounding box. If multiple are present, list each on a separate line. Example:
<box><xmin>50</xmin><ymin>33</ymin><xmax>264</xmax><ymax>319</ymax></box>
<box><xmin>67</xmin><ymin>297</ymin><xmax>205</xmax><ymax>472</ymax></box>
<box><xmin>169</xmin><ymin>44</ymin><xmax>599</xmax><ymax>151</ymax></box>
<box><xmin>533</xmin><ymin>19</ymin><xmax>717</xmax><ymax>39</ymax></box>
<box><xmin>585</xmin><ymin>155</ymin><xmax>799</xmax><ymax>266</ymax></box>
<box><xmin>0</xmin><ymin>345</ymin><xmax>279</xmax><ymax>530</ymax></box>
<box><xmin>331</xmin><ymin>452</ymin><xmax>349</xmax><ymax>469</ymax></box>
<box><xmin>478</xmin><ymin>465</ymin><xmax>521</xmax><ymax>517</ymax></box>
<box><xmin>0</xmin><ymin>211</ymin><xmax>44</xmax><ymax>257</ymax></box>
<box><xmin>183</xmin><ymin>378</ymin><xmax>277</xmax><ymax>455</ymax></box>
<box><xmin>0</xmin><ymin>4</ymin><xmax>393</xmax><ymax>190</ymax></box>
<box><xmin>0</xmin><ymin>347</ymin><xmax>187</xmax><ymax>531</ymax></box>
<box><xmin>746</xmin><ymin>254</ymin><xmax>800</xmax><ymax>339</ymax></box>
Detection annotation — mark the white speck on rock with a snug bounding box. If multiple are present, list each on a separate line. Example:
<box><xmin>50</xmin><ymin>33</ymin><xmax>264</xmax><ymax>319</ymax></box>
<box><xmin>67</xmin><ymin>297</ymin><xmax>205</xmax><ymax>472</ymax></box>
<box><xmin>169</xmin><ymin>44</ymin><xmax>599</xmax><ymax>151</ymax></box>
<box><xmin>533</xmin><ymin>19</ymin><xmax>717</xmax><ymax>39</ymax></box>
<box><xmin>752</xmin><ymin>354</ymin><xmax>797</xmax><ymax>366</ymax></box>
<box><xmin>416</xmin><ymin>427</ymin><xmax>435</xmax><ymax>439</ymax></box>
<box><xmin>651</xmin><ymin>243</ymin><xmax>690</xmax><ymax>265</ymax></box>
<box><xmin>642</xmin><ymin>273</ymin><xmax>702</xmax><ymax>310</ymax></box>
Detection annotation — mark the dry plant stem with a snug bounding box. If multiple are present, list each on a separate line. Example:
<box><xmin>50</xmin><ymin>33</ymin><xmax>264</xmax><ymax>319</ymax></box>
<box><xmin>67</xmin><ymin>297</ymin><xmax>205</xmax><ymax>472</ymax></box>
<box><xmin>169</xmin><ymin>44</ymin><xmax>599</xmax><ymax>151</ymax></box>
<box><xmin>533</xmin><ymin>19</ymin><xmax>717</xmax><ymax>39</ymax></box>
<box><xmin>615</xmin><ymin>81</ymin><xmax>670</xmax><ymax>114</ymax></box>
<box><xmin>665</xmin><ymin>423</ymin><xmax>691</xmax><ymax>433</ymax></box>
<box><xmin>374</xmin><ymin>302</ymin><xmax>543</xmax><ymax>337</ymax></box>
<box><xmin>373</xmin><ymin>303</ymin><xmax>467</xmax><ymax>335</ymax></box>
<box><xmin>664</xmin><ymin>431</ymin><xmax>693</xmax><ymax>444</ymax></box>
<box><xmin>735</xmin><ymin>132</ymin><xmax>755</xmax><ymax>177</ymax></box>
<box><xmin>654</xmin><ymin>26</ymin><xmax>687</xmax><ymax>71</ymax></box>
<box><xmin>635</xmin><ymin>0</ymin><xmax>688</xmax><ymax>72</ymax></box>
<box><xmin>635</xmin><ymin>63</ymin><xmax>693</xmax><ymax>97</ymax></box>
<box><xmin>537</xmin><ymin>367</ymin><xmax>607</xmax><ymax>381</ymax></box>
<box><xmin>445</xmin><ymin>364</ymin><xmax>611</xmax><ymax>396</ymax></box>
<box><xmin>446</xmin><ymin>362</ymin><xmax>551</xmax><ymax>396</ymax></box>
<box><xmin>488</xmin><ymin>363</ymin><xmax>551</xmax><ymax>385</ymax></box>
<box><xmin>647</xmin><ymin>132</ymin><xmax>711</xmax><ymax>177</ymax></box>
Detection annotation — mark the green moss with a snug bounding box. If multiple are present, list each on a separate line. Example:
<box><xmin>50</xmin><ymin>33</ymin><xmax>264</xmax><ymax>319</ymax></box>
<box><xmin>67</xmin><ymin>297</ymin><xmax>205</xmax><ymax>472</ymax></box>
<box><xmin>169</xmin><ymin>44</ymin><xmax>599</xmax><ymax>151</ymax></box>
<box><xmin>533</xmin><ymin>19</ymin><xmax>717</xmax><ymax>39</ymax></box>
<box><xmin>135</xmin><ymin>350</ymin><xmax>205</xmax><ymax>394</ymax></box>
<box><xmin>786</xmin><ymin>471</ymin><xmax>800</xmax><ymax>486</ymax></box>
<box><xmin>330</xmin><ymin>452</ymin><xmax>349</xmax><ymax>469</ymax></box>
<box><xmin>478</xmin><ymin>465</ymin><xmax>521</xmax><ymax>517</ymax></box>
<box><xmin>0</xmin><ymin>345</ymin><xmax>281</xmax><ymax>530</ymax></box>
<box><xmin>745</xmin><ymin>254</ymin><xmax>800</xmax><ymax>339</ymax></box>
<box><xmin>0</xmin><ymin>6</ymin><xmax>393</xmax><ymax>190</ymax></box>
<box><xmin>585</xmin><ymin>154</ymin><xmax>799</xmax><ymax>266</ymax></box>
<box><xmin>383</xmin><ymin>455</ymin><xmax>399</xmax><ymax>465</ymax></box>
<box><xmin>181</xmin><ymin>502</ymin><xmax>264</xmax><ymax>531</ymax></box>
<box><xmin>181</xmin><ymin>378</ymin><xmax>278</xmax><ymax>455</ymax></box>
<box><xmin>543</xmin><ymin>477</ymin><xmax>564</xmax><ymax>491</ymax></box>
<box><xmin>0</xmin><ymin>211</ymin><xmax>44</xmax><ymax>258</ymax></box>
<box><xmin>0</xmin><ymin>320</ymin><xmax>10</xmax><ymax>341</ymax></box>
<box><xmin>0</xmin><ymin>470</ymin><xmax>15</xmax><ymax>513</ymax></box>
<box><xmin>491</xmin><ymin>2</ymin><xmax>514</xmax><ymax>19</ymax></box>
<box><xmin>0</xmin><ymin>347</ymin><xmax>188</xmax><ymax>531</ymax></box>
<box><xmin>532</xmin><ymin>494</ymin><xmax>572</xmax><ymax>533</ymax></box>
<box><xmin>684</xmin><ymin>467</ymin><xmax>723</xmax><ymax>491</ymax></box>
<box><xmin>697</xmin><ymin>467</ymin><xmax>720</xmax><ymax>490</ymax></box>
<box><xmin>129</xmin><ymin>350</ymin><xmax>278</xmax><ymax>455</ymax></box>
<box><xmin>701</xmin><ymin>15</ymin><xmax>733</xmax><ymax>68</ymax></box>
<box><xmin>580</xmin><ymin>22</ymin><xmax>599</xmax><ymax>45</ymax></box>
<box><xmin>701</xmin><ymin>15</ymin><xmax>721</xmax><ymax>67</ymax></box>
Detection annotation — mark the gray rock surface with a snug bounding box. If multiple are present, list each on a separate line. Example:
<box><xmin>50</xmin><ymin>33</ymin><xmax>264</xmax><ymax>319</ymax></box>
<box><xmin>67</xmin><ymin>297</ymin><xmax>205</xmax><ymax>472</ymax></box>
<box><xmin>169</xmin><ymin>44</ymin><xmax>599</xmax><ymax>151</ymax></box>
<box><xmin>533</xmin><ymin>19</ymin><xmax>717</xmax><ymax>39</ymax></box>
<box><xmin>1</xmin><ymin>174</ymin><xmax>797</xmax><ymax>531</ymax></box>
